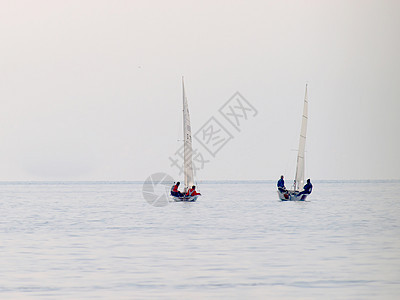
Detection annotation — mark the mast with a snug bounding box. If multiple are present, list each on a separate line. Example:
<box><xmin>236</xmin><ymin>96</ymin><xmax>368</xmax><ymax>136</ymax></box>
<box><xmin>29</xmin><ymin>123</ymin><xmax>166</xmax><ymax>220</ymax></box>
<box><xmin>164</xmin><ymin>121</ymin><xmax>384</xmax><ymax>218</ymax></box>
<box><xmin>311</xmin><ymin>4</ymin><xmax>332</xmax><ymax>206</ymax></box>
<box><xmin>294</xmin><ymin>84</ymin><xmax>308</xmax><ymax>191</ymax></box>
<box><xmin>182</xmin><ymin>77</ymin><xmax>194</xmax><ymax>192</ymax></box>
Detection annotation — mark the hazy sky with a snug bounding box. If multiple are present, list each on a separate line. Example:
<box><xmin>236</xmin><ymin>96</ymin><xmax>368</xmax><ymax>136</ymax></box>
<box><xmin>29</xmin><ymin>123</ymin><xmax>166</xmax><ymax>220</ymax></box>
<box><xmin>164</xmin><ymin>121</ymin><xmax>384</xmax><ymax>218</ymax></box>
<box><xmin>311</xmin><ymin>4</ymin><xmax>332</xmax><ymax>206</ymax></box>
<box><xmin>1</xmin><ymin>0</ymin><xmax>399</xmax><ymax>181</ymax></box>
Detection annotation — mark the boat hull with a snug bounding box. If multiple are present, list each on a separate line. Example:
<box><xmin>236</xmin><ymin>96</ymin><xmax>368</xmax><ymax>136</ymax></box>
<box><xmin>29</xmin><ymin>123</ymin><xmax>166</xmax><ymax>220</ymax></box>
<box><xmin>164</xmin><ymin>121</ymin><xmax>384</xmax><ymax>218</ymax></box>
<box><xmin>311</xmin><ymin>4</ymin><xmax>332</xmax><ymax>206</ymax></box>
<box><xmin>277</xmin><ymin>190</ymin><xmax>308</xmax><ymax>201</ymax></box>
<box><xmin>171</xmin><ymin>195</ymin><xmax>199</xmax><ymax>202</ymax></box>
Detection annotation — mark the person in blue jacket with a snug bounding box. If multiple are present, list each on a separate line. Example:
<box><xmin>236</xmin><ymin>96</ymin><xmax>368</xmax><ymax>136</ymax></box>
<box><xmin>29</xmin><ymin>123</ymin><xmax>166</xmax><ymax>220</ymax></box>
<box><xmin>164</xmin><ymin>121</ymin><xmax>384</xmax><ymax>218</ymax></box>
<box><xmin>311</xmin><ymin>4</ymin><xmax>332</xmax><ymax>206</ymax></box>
<box><xmin>277</xmin><ymin>175</ymin><xmax>286</xmax><ymax>193</ymax></box>
<box><xmin>299</xmin><ymin>179</ymin><xmax>313</xmax><ymax>195</ymax></box>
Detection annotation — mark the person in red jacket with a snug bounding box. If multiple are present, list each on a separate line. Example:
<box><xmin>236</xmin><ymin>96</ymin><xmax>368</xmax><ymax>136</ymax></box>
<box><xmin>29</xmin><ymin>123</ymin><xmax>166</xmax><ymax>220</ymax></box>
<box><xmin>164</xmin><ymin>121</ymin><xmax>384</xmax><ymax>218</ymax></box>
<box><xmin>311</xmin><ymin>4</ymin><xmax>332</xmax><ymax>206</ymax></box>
<box><xmin>171</xmin><ymin>182</ymin><xmax>183</xmax><ymax>197</ymax></box>
<box><xmin>186</xmin><ymin>185</ymin><xmax>201</xmax><ymax>197</ymax></box>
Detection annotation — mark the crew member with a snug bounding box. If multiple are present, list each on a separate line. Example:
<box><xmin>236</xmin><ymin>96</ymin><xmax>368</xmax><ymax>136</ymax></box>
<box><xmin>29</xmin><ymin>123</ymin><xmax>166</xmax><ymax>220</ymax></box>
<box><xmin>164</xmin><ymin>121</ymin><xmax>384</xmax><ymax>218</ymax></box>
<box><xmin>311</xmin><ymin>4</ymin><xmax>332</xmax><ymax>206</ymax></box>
<box><xmin>277</xmin><ymin>175</ymin><xmax>286</xmax><ymax>193</ymax></box>
<box><xmin>171</xmin><ymin>182</ymin><xmax>184</xmax><ymax>197</ymax></box>
<box><xmin>186</xmin><ymin>185</ymin><xmax>201</xmax><ymax>197</ymax></box>
<box><xmin>298</xmin><ymin>179</ymin><xmax>313</xmax><ymax>195</ymax></box>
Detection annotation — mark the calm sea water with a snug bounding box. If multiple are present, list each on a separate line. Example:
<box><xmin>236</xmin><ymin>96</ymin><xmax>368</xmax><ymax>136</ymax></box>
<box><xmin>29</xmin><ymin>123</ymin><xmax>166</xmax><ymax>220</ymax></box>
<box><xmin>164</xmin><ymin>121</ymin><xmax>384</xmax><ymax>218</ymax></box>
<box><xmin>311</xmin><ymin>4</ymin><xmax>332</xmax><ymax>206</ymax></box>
<box><xmin>0</xmin><ymin>180</ymin><xmax>399</xmax><ymax>299</ymax></box>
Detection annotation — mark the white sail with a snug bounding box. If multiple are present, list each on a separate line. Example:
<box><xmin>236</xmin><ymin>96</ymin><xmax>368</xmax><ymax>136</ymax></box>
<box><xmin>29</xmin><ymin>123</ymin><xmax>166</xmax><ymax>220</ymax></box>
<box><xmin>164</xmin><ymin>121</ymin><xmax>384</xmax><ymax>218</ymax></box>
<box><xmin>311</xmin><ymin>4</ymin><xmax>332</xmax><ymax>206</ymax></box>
<box><xmin>182</xmin><ymin>78</ymin><xmax>194</xmax><ymax>192</ymax></box>
<box><xmin>294</xmin><ymin>84</ymin><xmax>308</xmax><ymax>191</ymax></box>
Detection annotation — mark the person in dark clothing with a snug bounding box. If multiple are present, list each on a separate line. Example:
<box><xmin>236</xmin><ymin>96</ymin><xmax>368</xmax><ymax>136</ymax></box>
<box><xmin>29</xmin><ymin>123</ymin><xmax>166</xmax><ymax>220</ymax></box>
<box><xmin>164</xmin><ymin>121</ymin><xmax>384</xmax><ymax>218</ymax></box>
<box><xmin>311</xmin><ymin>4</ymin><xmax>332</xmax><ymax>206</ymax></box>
<box><xmin>171</xmin><ymin>182</ymin><xmax>184</xmax><ymax>197</ymax></box>
<box><xmin>277</xmin><ymin>175</ymin><xmax>287</xmax><ymax>193</ymax></box>
<box><xmin>298</xmin><ymin>179</ymin><xmax>312</xmax><ymax>195</ymax></box>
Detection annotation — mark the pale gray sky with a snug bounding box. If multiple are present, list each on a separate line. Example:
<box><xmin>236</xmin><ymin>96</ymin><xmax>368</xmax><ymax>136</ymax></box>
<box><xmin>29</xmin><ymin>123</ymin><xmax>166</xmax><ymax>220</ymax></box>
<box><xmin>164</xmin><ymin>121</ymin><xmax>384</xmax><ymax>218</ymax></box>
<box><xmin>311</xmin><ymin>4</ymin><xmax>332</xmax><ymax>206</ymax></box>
<box><xmin>1</xmin><ymin>0</ymin><xmax>399</xmax><ymax>181</ymax></box>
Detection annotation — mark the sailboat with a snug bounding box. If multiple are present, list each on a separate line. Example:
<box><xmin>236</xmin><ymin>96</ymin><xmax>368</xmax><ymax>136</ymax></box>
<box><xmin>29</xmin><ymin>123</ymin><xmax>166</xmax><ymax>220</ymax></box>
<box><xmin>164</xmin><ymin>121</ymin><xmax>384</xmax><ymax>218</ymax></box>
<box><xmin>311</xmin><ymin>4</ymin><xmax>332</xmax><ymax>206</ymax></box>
<box><xmin>171</xmin><ymin>78</ymin><xmax>201</xmax><ymax>202</ymax></box>
<box><xmin>278</xmin><ymin>84</ymin><xmax>310</xmax><ymax>201</ymax></box>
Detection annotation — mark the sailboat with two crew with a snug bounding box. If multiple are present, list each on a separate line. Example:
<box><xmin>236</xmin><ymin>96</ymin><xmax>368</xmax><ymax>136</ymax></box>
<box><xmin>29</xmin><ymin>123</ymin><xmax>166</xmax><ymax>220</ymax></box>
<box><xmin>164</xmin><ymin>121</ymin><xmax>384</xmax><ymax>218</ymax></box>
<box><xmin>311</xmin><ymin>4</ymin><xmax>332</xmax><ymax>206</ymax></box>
<box><xmin>278</xmin><ymin>84</ymin><xmax>311</xmax><ymax>201</ymax></box>
<box><xmin>170</xmin><ymin>78</ymin><xmax>201</xmax><ymax>202</ymax></box>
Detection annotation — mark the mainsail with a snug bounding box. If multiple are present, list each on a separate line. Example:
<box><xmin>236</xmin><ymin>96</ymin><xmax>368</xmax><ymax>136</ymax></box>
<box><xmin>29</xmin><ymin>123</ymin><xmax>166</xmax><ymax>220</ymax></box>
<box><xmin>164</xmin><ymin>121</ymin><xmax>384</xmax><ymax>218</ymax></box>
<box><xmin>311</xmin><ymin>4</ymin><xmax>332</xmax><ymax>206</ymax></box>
<box><xmin>294</xmin><ymin>84</ymin><xmax>308</xmax><ymax>191</ymax></box>
<box><xmin>182</xmin><ymin>78</ymin><xmax>194</xmax><ymax>192</ymax></box>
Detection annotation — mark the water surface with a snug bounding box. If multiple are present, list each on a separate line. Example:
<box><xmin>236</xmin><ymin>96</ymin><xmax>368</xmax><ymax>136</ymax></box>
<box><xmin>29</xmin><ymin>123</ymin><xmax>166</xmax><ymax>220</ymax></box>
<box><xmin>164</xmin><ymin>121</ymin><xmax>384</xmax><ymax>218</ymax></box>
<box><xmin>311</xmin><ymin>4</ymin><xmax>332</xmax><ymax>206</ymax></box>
<box><xmin>0</xmin><ymin>181</ymin><xmax>399</xmax><ymax>299</ymax></box>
